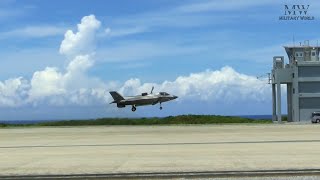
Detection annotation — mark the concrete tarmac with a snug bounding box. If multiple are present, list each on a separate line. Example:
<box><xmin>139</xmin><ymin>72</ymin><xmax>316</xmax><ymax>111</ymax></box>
<box><xmin>0</xmin><ymin>124</ymin><xmax>320</xmax><ymax>177</ymax></box>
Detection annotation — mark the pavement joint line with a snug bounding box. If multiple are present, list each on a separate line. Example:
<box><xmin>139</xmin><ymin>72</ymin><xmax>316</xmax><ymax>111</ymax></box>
<box><xmin>1</xmin><ymin>139</ymin><xmax>320</xmax><ymax>149</ymax></box>
<box><xmin>1</xmin><ymin>169</ymin><xmax>320</xmax><ymax>179</ymax></box>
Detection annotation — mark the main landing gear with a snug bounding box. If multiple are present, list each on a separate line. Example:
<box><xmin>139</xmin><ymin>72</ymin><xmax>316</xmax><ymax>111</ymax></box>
<box><xmin>131</xmin><ymin>104</ymin><xmax>163</xmax><ymax>111</ymax></box>
<box><xmin>131</xmin><ymin>105</ymin><xmax>136</xmax><ymax>112</ymax></box>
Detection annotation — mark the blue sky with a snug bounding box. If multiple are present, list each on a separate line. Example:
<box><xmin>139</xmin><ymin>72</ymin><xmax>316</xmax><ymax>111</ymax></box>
<box><xmin>0</xmin><ymin>0</ymin><xmax>319</xmax><ymax>120</ymax></box>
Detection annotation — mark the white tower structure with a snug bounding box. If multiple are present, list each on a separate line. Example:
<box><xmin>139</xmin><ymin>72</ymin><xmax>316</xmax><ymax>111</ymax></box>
<box><xmin>272</xmin><ymin>41</ymin><xmax>320</xmax><ymax>122</ymax></box>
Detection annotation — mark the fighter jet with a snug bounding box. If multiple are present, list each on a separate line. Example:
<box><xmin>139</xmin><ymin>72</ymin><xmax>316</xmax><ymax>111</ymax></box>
<box><xmin>109</xmin><ymin>87</ymin><xmax>178</xmax><ymax>112</ymax></box>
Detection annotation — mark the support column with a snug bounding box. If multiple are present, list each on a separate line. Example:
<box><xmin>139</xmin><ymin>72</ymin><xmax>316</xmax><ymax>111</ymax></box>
<box><xmin>287</xmin><ymin>83</ymin><xmax>292</xmax><ymax>122</ymax></box>
<box><xmin>272</xmin><ymin>84</ymin><xmax>276</xmax><ymax>121</ymax></box>
<box><xmin>276</xmin><ymin>83</ymin><xmax>281</xmax><ymax>123</ymax></box>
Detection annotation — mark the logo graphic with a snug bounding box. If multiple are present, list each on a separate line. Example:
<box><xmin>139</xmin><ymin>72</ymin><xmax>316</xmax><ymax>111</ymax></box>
<box><xmin>279</xmin><ymin>4</ymin><xmax>315</xmax><ymax>20</ymax></box>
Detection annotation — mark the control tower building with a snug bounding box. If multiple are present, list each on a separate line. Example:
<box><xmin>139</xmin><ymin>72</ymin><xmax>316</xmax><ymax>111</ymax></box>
<box><xmin>272</xmin><ymin>41</ymin><xmax>320</xmax><ymax>122</ymax></box>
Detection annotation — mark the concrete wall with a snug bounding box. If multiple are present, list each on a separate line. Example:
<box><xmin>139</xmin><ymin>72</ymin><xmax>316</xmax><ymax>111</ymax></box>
<box><xmin>299</xmin><ymin>97</ymin><xmax>320</xmax><ymax>121</ymax></box>
<box><xmin>300</xmin><ymin>109</ymin><xmax>318</xmax><ymax>121</ymax></box>
<box><xmin>274</xmin><ymin>68</ymin><xmax>293</xmax><ymax>83</ymax></box>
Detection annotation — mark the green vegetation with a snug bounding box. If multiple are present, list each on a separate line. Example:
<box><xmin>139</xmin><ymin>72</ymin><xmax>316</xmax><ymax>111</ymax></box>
<box><xmin>0</xmin><ymin>123</ymin><xmax>8</xmax><ymax>127</ymax></box>
<box><xmin>282</xmin><ymin>116</ymin><xmax>288</xmax><ymax>122</ymax></box>
<box><xmin>0</xmin><ymin>115</ymin><xmax>272</xmax><ymax>127</ymax></box>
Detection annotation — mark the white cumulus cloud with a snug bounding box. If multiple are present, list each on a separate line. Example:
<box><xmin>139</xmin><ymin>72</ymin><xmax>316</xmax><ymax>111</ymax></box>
<box><xmin>27</xmin><ymin>55</ymin><xmax>107</xmax><ymax>106</ymax></box>
<box><xmin>0</xmin><ymin>77</ymin><xmax>29</xmax><ymax>107</ymax></box>
<box><xmin>118</xmin><ymin>66</ymin><xmax>270</xmax><ymax>103</ymax></box>
<box><xmin>29</xmin><ymin>67</ymin><xmax>64</xmax><ymax>100</ymax></box>
<box><xmin>27</xmin><ymin>15</ymin><xmax>106</xmax><ymax>106</ymax></box>
<box><xmin>59</xmin><ymin>14</ymin><xmax>101</xmax><ymax>56</ymax></box>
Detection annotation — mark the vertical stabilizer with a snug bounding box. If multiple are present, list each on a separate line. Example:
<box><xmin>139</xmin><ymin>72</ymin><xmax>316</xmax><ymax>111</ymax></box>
<box><xmin>109</xmin><ymin>91</ymin><xmax>125</xmax><ymax>103</ymax></box>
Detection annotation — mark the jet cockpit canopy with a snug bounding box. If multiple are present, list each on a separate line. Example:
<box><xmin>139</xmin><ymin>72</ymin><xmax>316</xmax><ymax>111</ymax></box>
<box><xmin>159</xmin><ymin>92</ymin><xmax>169</xmax><ymax>96</ymax></box>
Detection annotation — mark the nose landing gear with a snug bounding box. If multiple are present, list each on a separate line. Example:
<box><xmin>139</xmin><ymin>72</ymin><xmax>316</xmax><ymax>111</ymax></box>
<box><xmin>131</xmin><ymin>105</ymin><xmax>136</xmax><ymax>112</ymax></box>
<box><xmin>160</xmin><ymin>102</ymin><xmax>163</xmax><ymax>110</ymax></box>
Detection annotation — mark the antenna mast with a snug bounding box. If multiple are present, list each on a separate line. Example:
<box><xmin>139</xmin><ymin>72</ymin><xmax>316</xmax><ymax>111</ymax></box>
<box><xmin>293</xmin><ymin>35</ymin><xmax>295</xmax><ymax>47</ymax></box>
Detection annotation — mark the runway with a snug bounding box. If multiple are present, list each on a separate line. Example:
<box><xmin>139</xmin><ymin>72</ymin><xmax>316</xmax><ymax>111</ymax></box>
<box><xmin>1</xmin><ymin>124</ymin><xmax>320</xmax><ymax>178</ymax></box>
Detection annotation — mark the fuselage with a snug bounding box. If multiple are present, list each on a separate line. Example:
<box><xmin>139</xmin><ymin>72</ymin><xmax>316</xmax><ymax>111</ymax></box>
<box><xmin>118</xmin><ymin>93</ymin><xmax>177</xmax><ymax>106</ymax></box>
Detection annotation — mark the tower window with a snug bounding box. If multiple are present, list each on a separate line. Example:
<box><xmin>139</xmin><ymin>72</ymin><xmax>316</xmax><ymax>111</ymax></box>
<box><xmin>312</xmin><ymin>52</ymin><xmax>316</xmax><ymax>56</ymax></box>
<box><xmin>295</xmin><ymin>52</ymin><xmax>304</xmax><ymax>57</ymax></box>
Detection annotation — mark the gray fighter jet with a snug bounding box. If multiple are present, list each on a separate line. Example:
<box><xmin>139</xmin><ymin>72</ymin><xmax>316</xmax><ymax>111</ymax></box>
<box><xmin>109</xmin><ymin>87</ymin><xmax>178</xmax><ymax>111</ymax></box>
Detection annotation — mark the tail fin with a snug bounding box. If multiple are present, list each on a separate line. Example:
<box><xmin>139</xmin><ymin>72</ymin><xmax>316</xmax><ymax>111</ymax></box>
<box><xmin>109</xmin><ymin>91</ymin><xmax>125</xmax><ymax>103</ymax></box>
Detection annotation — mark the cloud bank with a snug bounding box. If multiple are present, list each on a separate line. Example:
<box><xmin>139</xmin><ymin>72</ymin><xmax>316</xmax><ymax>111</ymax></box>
<box><xmin>119</xmin><ymin>66</ymin><xmax>270</xmax><ymax>103</ymax></box>
<box><xmin>0</xmin><ymin>14</ymin><xmax>271</xmax><ymax>118</ymax></box>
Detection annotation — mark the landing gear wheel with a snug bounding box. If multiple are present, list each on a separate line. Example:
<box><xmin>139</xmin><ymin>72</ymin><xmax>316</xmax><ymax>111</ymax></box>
<box><xmin>132</xmin><ymin>106</ymin><xmax>136</xmax><ymax>112</ymax></box>
<box><xmin>160</xmin><ymin>103</ymin><xmax>163</xmax><ymax>110</ymax></box>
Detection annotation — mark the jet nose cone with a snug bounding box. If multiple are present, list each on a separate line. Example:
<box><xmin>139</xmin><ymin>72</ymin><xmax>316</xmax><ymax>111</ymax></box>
<box><xmin>173</xmin><ymin>95</ymin><xmax>178</xmax><ymax>99</ymax></box>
